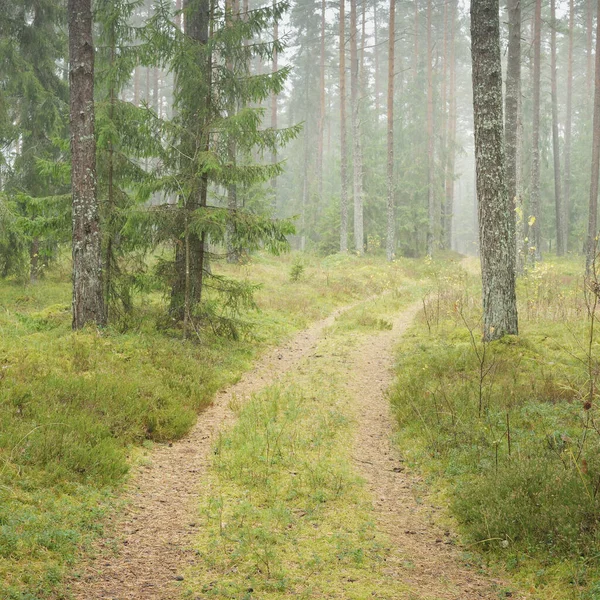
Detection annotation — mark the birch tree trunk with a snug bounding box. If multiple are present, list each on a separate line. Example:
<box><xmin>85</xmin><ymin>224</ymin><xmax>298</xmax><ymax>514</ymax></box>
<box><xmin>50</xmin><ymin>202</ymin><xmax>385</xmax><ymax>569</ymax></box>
<box><xmin>471</xmin><ymin>0</ymin><xmax>518</xmax><ymax>341</ymax></box>
<box><xmin>69</xmin><ymin>0</ymin><xmax>105</xmax><ymax>329</ymax></box>
<box><xmin>386</xmin><ymin>0</ymin><xmax>395</xmax><ymax>261</ymax></box>
<box><xmin>339</xmin><ymin>0</ymin><xmax>349</xmax><ymax>252</ymax></box>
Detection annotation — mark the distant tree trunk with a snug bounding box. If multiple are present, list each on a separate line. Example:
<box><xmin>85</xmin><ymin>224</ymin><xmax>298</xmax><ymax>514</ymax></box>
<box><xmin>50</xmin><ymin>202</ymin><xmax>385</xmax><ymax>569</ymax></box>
<box><xmin>133</xmin><ymin>65</ymin><xmax>140</xmax><ymax>106</ymax></box>
<box><xmin>471</xmin><ymin>0</ymin><xmax>518</xmax><ymax>341</ymax></box>
<box><xmin>339</xmin><ymin>0</ymin><xmax>349</xmax><ymax>252</ymax></box>
<box><xmin>587</xmin><ymin>0</ymin><xmax>600</xmax><ymax>269</ymax></box>
<box><xmin>444</xmin><ymin>0</ymin><xmax>457</xmax><ymax>251</ymax></box>
<box><xmin>564</xmin><ymin>0</ymin><xmax>574</xmax><ymax>253</ymax></box>
<box><xmin>530</xmin><ymin>0</ymin><xmax>542</xmax><ymax>261</ymax></box>
<box><xmin>413</xmin><ymin>0</ymin><xmax>419</xmax><ymax>80</ymax></box>
<box><xmin>373</xmin><ymin>0</ymin><xmax>380</xmax><ymax>118</ymax></box>
<box><xmin>386</xmin><ymin>0</ymin><xmax>395</xmax><ymax>261</ymax></box>
<box><xmin>317</xmin><ymin>0</ymin><xmax>326</xmax><ymax>202</ymax></box>
<box><xmin>505</xmin><ymin>0</ymin><xmax>520</xmax><ymax>264</ymax></box>
<box><xmin>426</xmin><ymin>0</ymin><xmax>435</xmax><ymax>256</ymax></box>
<box><xmin>271</xmin><ymin>0</ymin><xmax>278</xmax><ymax>203</ymax></box>
<box><xmin>175</xmin><ymin>0</ymin><xmax>182</xmax><ymax>30</ymax></box>
<box><xmin>589</xmin><ymin>0</ymin><xmax>594</xmax><ymax>101</ymax></box>
<box><xmin>440</xmin><ymin>0</ymin><xmax>449</xmax><ymax>248</ymax></box>
<box><xmin>350</xmin><ymin>0</ymin><xmax>364</xmax><ymax>254</ymax></box>
<box><xmin>69</xmin><ymin>0</ymin><xmax>105</xmax><ymax>329</ymax></box>
<box><xmin>226</xmin><ymin>0</ymin><xmax>238</xmax><ymax>262</ymax></box>
<box><xmin>153</xmin><ymin>67</ymin><xmax>160</xmax><ymax>114</ymax></box>
<box><xmin>550</xmin><ymin>0</ymin><xmax>565</xmax><ymax>256</ymax></box>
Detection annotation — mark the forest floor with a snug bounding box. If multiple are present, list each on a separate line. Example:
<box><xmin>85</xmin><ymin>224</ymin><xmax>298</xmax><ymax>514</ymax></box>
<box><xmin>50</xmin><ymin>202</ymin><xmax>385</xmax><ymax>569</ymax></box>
<box><xmin>69</xmin><ymin>275</ymin><xmax>512</xmax><ymax>599</ymax></box>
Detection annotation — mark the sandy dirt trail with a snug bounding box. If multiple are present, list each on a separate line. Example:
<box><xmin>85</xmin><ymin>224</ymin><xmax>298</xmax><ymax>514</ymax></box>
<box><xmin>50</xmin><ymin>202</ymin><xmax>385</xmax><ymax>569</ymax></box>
<box><xmin>69</xmin><ymin>303</ymin><xmax>358</xmax><ymax>600</ymax></box>
<box><xmin>345</xmin><ymin>302</ymin><xmax>510</xmax><ymax>599</ymax></box>
<box><xmin>71</xmin><ymin>282</ymin><xmax>510</xmax><ymax>600</ymax></box>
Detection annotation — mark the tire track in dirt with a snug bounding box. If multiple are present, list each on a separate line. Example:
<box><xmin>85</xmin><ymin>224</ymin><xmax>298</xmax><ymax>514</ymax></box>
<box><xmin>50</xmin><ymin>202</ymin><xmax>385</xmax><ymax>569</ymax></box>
<box><xmin>68</xmin><ymin>299</ymin><xmax>376</xmax><ymax>600</ymax></box>
<box><xmin>345</xmin><ymin>301</ymin><xmax>515</xmax><ymax>599</ymax></box>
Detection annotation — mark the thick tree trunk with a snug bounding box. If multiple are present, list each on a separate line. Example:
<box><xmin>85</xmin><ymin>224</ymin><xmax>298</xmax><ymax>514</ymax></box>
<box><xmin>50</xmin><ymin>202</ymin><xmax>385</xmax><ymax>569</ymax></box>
<box><xmin>69</xmin><ymin>0</ymin><xmax>105</xmax><ymax>329</ymax></box>
<box><xmin>505</xmin><ymin>0</ymin><xmax>520</xmax><ymax>264</ymax></box>
<box><xmin>564</xmin><ymin>0</ymin><xmax>574</xmax><ymax>253</ymax></box>
<box><xmin>587</xmin><ymin>0</ymin><xmax>600</xmax><ymax>269</ymax></box>
<box><xmin>550</xmin><ymin>0</ymin><xmax>565</xmax><ymax>256</ymax></box>
<box><xmin>530</xmin><ymin>0</ymin><xmax>542</xmax><ymax>261</ymax></box>
<box><xmin>426</xmin><ymin>0</ymin><xmax>435</xmax><ymax>256</ymax></box>
<box><xmin>386</xmin><ymin>0</ymin><xmax>395</xmax><ymax>261</ymax></box>
<box><xmin>350</xmin><ymin>0</ymin><xmax>364</xmax><ymax>254</ymax></box>
<box><xmin>170</xmin><ymin>0</ymin><xmax>209</xmax><ymax>320</ymax></box>
<box><xmin>339</xmin><ymin>0</ymin><xmax>349</xmax><ymax>252</ymax></box>
<box><xmin>471</xmin><ymin>0</ymin><xmax>518</xmax><ymax>341</ymax></box>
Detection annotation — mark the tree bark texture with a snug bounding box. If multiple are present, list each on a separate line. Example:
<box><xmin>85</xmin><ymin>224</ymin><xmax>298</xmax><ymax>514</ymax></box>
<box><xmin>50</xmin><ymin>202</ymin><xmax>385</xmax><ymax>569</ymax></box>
<box><xmin>170</xmin><ymin>0</ymin><xmax>209</xmax><ymax>319</ymax></box>
<box><xmin>69</xmin><ymin>0</ymin><xmax>105</xmax><ymax>329</ymax></box>
<box><xmin>339</xmin><ymin>0</ymin><xmax>349</xmax><ymax>252</ymax></box>
<box><xmin>504</xmin><ymin>0</ymin><xmax>520</xmax><ymax>257</ymax></box>
<box><xmin>386</xmin><ymin>0</ymin><xmax>395</xmax><ymax>261</ymax></box>
<box><xmin>471</xmin><ymin>0</ymin><xmax>518</xmax><ymax>341</ymax></box>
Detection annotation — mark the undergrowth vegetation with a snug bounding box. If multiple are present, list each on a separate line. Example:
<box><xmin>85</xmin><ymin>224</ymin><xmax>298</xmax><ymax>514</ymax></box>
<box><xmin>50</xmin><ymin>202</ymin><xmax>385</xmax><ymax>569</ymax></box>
<box><xmin>0</xmin><ymin>251</ymin><xmax>421</xmax><ymax>599</ymax></box>
<box><xmin>392</xmin><ymin>256</ymin><xmax>600</xmax><ymax>599</ymax></box>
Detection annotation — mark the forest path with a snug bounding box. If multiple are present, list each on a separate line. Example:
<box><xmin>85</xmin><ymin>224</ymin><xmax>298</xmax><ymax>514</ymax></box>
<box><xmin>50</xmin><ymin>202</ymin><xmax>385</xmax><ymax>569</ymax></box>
<box><xmin>69</xmin><ymin>297</ymin><xmax>380</xmax><ymax>600</ymax></box>
<box><xmin>346</xmin><ymin>301</ymin><xmax>507</xmax><ymax>599</ymax></box>
<box><xmin>71</xmin><ymin>279</ymin><xmax>508</xmax><ymax>600</ymax></box>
